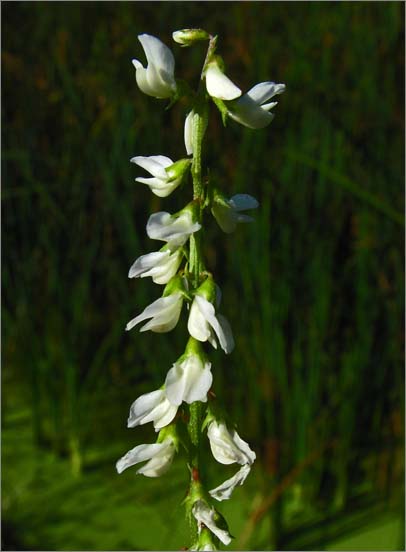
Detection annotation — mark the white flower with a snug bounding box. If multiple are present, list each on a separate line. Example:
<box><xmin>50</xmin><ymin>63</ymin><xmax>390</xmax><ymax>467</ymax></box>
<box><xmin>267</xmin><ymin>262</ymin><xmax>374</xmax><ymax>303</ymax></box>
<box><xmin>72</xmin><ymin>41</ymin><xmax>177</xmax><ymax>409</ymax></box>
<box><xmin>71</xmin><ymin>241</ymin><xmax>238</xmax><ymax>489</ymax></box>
<box><xmin>184</xmin><ymin>110</ymin><xmax>195</xmax><ymax>155</ymax></box>
<box><xmin>126</xmin><ymin>291</ymin><xmax>183</xmax><ymax>333</ymax></box>
<box><xmin>228</xmin><ymin>81</ymin><xmax>286</xmax><ymax>129</ymax></box>
<box><xmin>207</xmin><ymin>420</ymin><xmax>256</xmax><ymax>501</ymax></box>
<box><xmin>209</xmin><ymin>464</ymin><xmax>251</xmax><ymax>502</ymax></box>
<box><xmin>165</xmin><ymin>352</ymin><xmax>212</xmax><ymax>406</ymax></box>
<box><xmin>207</xmin><ymin>420</ymin><xmax>256</xmax><ymax>466</ymax></box>
<box><xmin>132</xmin><ymin>34</ymin><xmax>176</xmax><ymax>99</ymax></box>
<box><xmin>147</xmin><ymin>210</ymin><xmax>201</xmax><ymax>249</ymax></box>
<box><xmin>205</xmin><ymin>61</ymin><xmax>241</xmax><ymax>101</ymax></box>
<box><xmin>116</xmin><ymin>437</ymin><xmax>175</xmax><ymax>477</ymax></box>
<box><xmin>128</xmin><ymin>248</ymin><xmax>183</xmax><ymax>285</ymax></box>
<box><xmin>127</xmin><ymin>389</ymin><xmax>178</xmax><ymax>431</ymax></box>
<box><xmin>192</xmin><ymin>500</ymin><xmax>231</xmax><ymax>546</ymax></box>
<box><xmin>131</xmin><ymin>155</ymin><xmax>190</xmax><ymax>197</ymax></box>
<box><xmin>188</xmin><ymin>295</ymin><xmax>234</xmax><ymax>354</ymax></box>
<box><xmin>212</xmin><ymin>193</ymin><xmax>259</xmax><ymax>233</ymax></box>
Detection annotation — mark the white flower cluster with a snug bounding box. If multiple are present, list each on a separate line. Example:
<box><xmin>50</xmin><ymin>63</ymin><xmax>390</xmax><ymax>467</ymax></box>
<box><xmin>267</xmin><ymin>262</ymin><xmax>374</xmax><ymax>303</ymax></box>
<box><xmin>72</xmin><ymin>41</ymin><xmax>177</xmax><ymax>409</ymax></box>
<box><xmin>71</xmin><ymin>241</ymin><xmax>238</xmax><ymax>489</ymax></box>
<box><xmin>117</xmin><ymin>31</ymin><xmax>283</xmax><ymax>549</ymax></box>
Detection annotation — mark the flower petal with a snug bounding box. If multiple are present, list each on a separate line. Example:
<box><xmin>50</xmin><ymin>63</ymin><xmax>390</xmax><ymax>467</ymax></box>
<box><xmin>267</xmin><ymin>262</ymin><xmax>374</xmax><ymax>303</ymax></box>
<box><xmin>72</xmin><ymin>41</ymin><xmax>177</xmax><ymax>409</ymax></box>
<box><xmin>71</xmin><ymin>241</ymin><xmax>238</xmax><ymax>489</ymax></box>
<box><xmin>228</xmin><ymin>96</ymin><xmax>274</xmax><ymax>129</ymax></box>
<box><xmin>165</xmin><ymin>356</ymin><xmax>212</xmax><ymax>406</ymax></box>
<box><xmin>192</xmin><ymin>500</ymin><xmax>232</xmax><ymax>546</ymax></box>
<box><xmin>209</xmin><ymin>464</ymin><xmax>251</xmax><ymax>501</ymax></box>
<box><xmin>207</xmin><ymin>421</ymin><xmax>255</xmax><ymax>465</ymax></box>
<box><xmin>187</xmin><ymin>297</ymin><xmax>212</xmax><ymax>342</ymax></box>
<box><xmin>214</xmin><ymin>314</ymin><xmax>235</xmax><ymax>354</ymax></box>
<box><xmin>126</xmin><ymin>293</ymin><xmax>183</xmax><ymax>333</ymax></box>
<box><xmin>137</xmin><ymin>34</ymin><xmax>176</xmax><ymax>98</ymax></box>
<box><xmin>127</xmin><ymin>389</ymin><xmax>177</xmax><ymax>430</ymax></box>
<box><xmin>193</xmin><ymin>296</ymin><xmax>234</xmax><ymax>354</ymax></box>
<box><xmin>128</xmin><ymin>251</ymin><xmax>169</xmax><ymax>278</ymax></box>
<box><xmin>184</xmin><ymin>110</ymin><xmax>194</xmax><ymax>155</ymax></box>
<box><xmin>245</xmin><ymin>82</ymin><xmax>286</xmax><ymax>105</ymax></box>
<box><xmin>205</xmin><ymin>64</ymin><xmax>241</xmax><ymax>101</ymax></box>
<box><xmin>136</xmin><ymin>440</ymin><xmax>175</xmax><ymax>477</ymax></box>
<box><xmin>138</xmin><ymin>34</ymin><xmax>175</xmax><ymax>82</ymax></box>
<box><xmin>147</xmin><ymin>211</ymin><xmax>201</xmax><ymax>247</ymax></box>
<box><xmin>116</xmin><ymin>442</ymin><xmax>165</xmax><ymax>474</ymax></box>
<box><xmin>139</xmin><ymin>249</ymin><xmax>182</xmax><ymax>285</ymax></box>
<box><xmin>229</xmin><ymin>194</ymin><xmax>259</xmax><ymax>211</ymax></box>
<box><xmin>131</xmin><ymin>155</ymin><xmax>172</xmax><ymax>178</ymax></box>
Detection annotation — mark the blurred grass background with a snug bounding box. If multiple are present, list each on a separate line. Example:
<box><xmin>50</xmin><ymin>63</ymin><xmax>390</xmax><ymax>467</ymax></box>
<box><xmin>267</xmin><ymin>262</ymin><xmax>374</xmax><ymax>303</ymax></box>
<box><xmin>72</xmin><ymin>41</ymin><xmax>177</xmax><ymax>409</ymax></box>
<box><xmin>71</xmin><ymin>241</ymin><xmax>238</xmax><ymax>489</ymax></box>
<box><xmin>2</xmin><ymin>1</ymin><xmax>404</xmax><ymax>550</ymax></box>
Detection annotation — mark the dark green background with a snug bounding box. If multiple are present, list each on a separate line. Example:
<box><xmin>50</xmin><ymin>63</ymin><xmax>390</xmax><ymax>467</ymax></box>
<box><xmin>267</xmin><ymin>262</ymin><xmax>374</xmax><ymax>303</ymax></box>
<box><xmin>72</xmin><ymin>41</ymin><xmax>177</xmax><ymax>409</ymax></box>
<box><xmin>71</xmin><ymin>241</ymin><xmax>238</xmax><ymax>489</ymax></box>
<box><xmin>2</xmin><ymin>2</ymin><xmax>404</xmax><ymax>550</ymax></box>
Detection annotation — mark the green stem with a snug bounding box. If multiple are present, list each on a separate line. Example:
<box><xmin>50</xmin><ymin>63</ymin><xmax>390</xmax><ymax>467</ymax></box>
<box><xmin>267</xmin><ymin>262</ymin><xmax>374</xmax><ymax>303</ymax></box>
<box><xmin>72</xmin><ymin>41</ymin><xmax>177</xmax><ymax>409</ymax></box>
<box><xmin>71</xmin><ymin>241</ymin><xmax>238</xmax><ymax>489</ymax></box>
<box><xmin>185</xmin><ymin>38</ymin><xmax>215</xmax><ymax>548</ymax></box>
<box><xmin>189</xmin><ymin>101</ymin><xmax>208</xmax><ymax>286</ymax></box>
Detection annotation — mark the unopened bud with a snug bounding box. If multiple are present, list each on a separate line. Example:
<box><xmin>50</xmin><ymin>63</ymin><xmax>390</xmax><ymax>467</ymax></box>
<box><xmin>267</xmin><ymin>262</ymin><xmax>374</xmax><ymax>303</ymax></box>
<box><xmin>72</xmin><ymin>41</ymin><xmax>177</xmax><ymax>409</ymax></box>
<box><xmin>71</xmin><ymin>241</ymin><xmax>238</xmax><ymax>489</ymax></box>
<box><xmin>172</xmin><ymin>28</ymin><xmax>210</xmax><ymax>47</ymax></box>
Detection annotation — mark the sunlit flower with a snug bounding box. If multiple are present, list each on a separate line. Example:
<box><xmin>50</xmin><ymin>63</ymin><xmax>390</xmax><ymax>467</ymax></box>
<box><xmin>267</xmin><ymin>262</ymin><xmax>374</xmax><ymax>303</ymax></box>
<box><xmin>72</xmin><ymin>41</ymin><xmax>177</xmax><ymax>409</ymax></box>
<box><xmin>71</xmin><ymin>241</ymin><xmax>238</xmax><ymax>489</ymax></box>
<box><xmin>128</xmin><ymin>247</ymin><xmax>183</xmax><ymax>285</ymax></box>
<box><xmin>228</xmin><ymin>81</ymin><xmax>286</xmax><ymax>129</ymax></box>
<box><xmin>184</xmin><ymin>110</ymin><xmax>195</xmax><ymax>155</ymax></box>
<box><xmin>126</xmin><ymin>291</ymin><xmax>183</xmax><ymax>333</ymax></box>
<box><xmin>207</xmin><ymin>420</ymin><xmax>256</xmax><ymax>501</ymax></box>
<box><xmin>165</xmin><ymin>341</ymin><xmax>212</xmax><ymax>406</ymax></box>
<box><xmin>209</xmin><ymin>463</ymin><xmax>251</xmax><ymax>502</ymax></box>
<box><xmin>131</xmin><ymin>155</ymin><xmax>191</xmax><ymax>197</ymax></box>
<box><xmin>192</xmin><ymin>500</ymin><xmax>232</xmax><ymax>546</ymax></box>
<box><xmin>126</xmin><ymin>271</ymin><xmax>186</xmax><ymax>335</ymax></box>
<box><xmin>132</xmin><ymin>34</ymin><xmax>176</xmax><ymax>99</ymax></box>
<box><xmin>116</xmin><ymin>436</ymin><xmax>175</xmax><ymax>477</ymax></box>
<box><xmin>205</xmin><ymin>61</ymin><xmax>241</xmax><ymax>101</ymax></box>
<box><xmin>127</xmin><ymin>388</ymin><xmax>178</xmax><ymax>431</ymax></box>
<box><xmin>207</xmin><ymin>420</ymin><xmax>256</xmax><ymax>466</ymax></box>
<box><xmin>147</xmin><ymin>208</ymin><xmax>201</xmax><ymax>249</ymax></box>
<box><xmin>187</xmin><ymin>284</ymin><xmax>234</xmax><ymax>354</ymax></box>
<box><xmin>212</xmin><ymin>193</ymin><xmax>259</xmax><ymax>233</ymax></box>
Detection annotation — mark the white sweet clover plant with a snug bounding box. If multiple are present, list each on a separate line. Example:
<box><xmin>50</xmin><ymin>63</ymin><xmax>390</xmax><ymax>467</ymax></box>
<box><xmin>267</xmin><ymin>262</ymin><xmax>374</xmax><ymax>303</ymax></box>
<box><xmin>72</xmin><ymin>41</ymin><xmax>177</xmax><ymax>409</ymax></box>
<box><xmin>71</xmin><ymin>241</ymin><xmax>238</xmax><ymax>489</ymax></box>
<box><xmin>116</xmin><ymin>29</ymin><xmax>285</xmax><ymax>550</ymax></box>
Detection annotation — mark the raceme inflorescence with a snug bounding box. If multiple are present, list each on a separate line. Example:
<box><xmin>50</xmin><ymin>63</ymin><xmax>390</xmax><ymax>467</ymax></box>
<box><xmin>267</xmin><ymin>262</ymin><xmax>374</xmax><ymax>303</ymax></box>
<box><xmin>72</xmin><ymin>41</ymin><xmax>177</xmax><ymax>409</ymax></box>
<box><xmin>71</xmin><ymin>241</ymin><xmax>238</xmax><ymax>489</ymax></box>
<box><xmin>116</xmin><ymin>29</ymin><xmax>285</xmax><ymax>551</ymax></box>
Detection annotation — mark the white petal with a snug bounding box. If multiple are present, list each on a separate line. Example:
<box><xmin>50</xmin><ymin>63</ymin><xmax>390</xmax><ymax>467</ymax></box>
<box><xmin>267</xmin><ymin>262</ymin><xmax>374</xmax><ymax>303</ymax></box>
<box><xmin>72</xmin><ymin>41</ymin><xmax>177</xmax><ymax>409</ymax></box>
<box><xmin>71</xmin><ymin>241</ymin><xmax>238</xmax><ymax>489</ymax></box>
<box><xmin>147</xmin><ymin>211</ymin><xmax>201</xmax><ymax>247</ymax></box>
<box><xmin>209</xmin><ymin>464</ymin><xmax>251</xmax><ymax>501</ymax></box>
<box><xmin>136</xmin><ymin>176</ymin><xmax>180</xmax><ymax>198</ymax></box>
<box><xmin>229</xmin><ymin>194</ymin><xmax>259</xmax><ymax>211</ymax></box>
<box><xmin>137</xmin><ymin>34</ymin><xmax>176</xmax><ymax>98</ymax></box>
<box><xmin>184</xmin><ymin>110</ymin><xmax>194</xmax><ymax>155</ymax></box>
<box><xmin>205</xmin><ymin>64</ymin><xmax>241</xmax><ymax>101</ymax></box>
<box><xmin>127</xmin><ymin>389</ymin><xmax>177</xmax><ymax>430</ymax></box>
<box><xmin>215</xmin><ymin>314</ymin><xmax>235</xmax><ymax>354</ymax></box>
<box><xmin>141</xmin><ymin>249</ymin><xmax>182</xmax><ymax>285</ymax></box>
<box><xmin>136</xmin><ymin>439</ymin><xmax>175</xmax><ymax>477</ymax></box>
<box><xmin>194</xmin><ymin>296</ymin><xmax>234</xmax><ymax>354</ymax></box>
<box><xmin>207</xmin><ymin>421</ymin><xmax>255</xmax><ymax>465</ymax></box>
<box><xmin>140</xmin><ymin>294</ymin><xmax>183</xmax><ymax>333</ymax></box>
<box><xmin>230</xmin><ymin>429</ymin><xmax>256</xmax><ymax>464</ymax></box>
<box><xmin>192</xmin><ymin>500</ymin><xmax>231</xmax><ymax>546</ymax></box>
<box><xmin>246</xmin><ymin>82</ymin><xmax>286</xmax><ymax>105</ymax></box>
<box><xmin>116</xmin><ymin>442</ymin><xmax>164</xmax><ymax>474</ymax></box>
<box><xmin>126</xmin><ymin>293</ymin><xmax>183</xmax><ymax>333</ymax></box>
<box><xmin>128</xmin><ymin>251</ymin><xmax>169</xmax><ymax>278</ymax></box>
<box><xmin>228</xmin><ymin>96</ymin><xmax>274</xmax><ymax>129</ymax></box>
<box><xmin>127</xmin><ymin>389</ymin><xmax>164</xmax><ymax>426</ymax></box>
<box><xmin>138</xmin><ymin>34</ymin><xmax>175</xmax><ymax>81</ymax></box>
<box><xmin>187</xmin><ymin>298</ymin><xmax>211</xmax><ymax>342</ymax></box>
<box><xmin>131</xmin><ymin>155</ymin><xmax>172</xmax><ymax>178</ymax></box>
<box><xmin>165</xmin><ymin>356</ymin><xmax>212</xmax><ymax>406</ymax></box>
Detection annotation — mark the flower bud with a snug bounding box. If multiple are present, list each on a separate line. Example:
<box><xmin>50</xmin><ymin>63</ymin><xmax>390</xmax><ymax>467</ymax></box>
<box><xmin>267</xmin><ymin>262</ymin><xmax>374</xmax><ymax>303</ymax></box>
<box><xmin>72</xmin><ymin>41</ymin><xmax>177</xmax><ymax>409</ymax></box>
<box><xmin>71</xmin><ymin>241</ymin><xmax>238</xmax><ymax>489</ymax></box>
<box><xmin>172</xmin><ymin>28</ymin><xmax>210</xmax><ymax>47</ymax></box>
